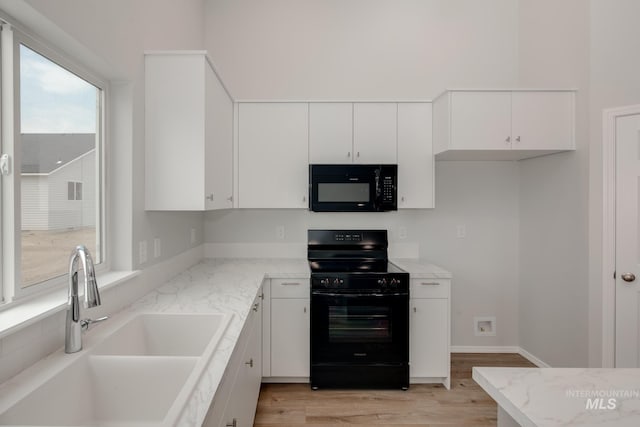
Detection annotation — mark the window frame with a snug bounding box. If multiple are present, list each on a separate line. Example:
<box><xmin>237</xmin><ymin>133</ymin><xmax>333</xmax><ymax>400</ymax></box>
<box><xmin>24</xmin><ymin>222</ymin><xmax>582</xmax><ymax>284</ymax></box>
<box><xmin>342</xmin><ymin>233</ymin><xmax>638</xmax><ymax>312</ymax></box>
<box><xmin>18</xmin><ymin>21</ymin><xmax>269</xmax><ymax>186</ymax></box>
<box><xmin>0</xmin><ymin>24</ymin><xmax>108</xmax><ymax>304</ymax></box>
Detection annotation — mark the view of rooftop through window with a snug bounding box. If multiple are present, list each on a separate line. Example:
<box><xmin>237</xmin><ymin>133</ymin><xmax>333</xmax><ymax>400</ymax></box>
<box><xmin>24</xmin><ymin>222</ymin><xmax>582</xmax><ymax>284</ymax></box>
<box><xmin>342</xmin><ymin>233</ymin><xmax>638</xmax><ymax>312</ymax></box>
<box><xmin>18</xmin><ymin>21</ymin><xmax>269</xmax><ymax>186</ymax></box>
<box><xmin>19</xmin><ymin>44</ymin><xmax>101</xmax><ymax>288</ymax></box>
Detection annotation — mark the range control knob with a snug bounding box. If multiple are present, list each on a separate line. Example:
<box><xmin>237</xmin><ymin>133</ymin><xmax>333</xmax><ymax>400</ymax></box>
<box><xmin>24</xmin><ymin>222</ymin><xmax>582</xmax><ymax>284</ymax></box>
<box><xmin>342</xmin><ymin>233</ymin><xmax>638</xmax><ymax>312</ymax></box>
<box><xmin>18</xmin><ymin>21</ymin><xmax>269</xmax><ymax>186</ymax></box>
<box><xmin>333</xmin><ymin>278</ymin><xmax>343</xmax><ymax>287</ymax></box>
<box><xmin>320</xmin><ymin>278</ymin><xmax>330</xmax><ymax>287</ymax></box>
<box><xmin>377</xmin><ymin>278</ymin><xmax>388</xmax><ymax>286</ymax></box>
<box><xmin>390</xmin><ymin>278</ymin><xmax>398</xmax><ymax>288</ymax></box>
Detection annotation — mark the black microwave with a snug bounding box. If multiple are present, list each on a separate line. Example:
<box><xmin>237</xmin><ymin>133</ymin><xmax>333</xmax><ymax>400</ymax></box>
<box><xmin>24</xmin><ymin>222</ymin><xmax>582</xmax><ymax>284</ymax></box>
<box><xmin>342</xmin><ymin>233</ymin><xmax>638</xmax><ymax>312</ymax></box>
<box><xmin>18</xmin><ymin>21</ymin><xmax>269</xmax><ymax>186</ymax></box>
<box><xmin>309</xmin><ymin>164</ymin><xmax>398</xmax><ymax>212</ymax></box>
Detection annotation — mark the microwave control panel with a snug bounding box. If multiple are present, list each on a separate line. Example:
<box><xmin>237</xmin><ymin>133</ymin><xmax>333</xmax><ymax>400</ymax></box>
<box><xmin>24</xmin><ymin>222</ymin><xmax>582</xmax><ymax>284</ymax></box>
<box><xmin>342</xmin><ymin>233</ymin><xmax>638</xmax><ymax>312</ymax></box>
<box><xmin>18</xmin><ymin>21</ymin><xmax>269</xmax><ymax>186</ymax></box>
<box><xmin>382</xmin><ymin>174</ymin><xmax>395</xmax><ymax>203</ymax></box>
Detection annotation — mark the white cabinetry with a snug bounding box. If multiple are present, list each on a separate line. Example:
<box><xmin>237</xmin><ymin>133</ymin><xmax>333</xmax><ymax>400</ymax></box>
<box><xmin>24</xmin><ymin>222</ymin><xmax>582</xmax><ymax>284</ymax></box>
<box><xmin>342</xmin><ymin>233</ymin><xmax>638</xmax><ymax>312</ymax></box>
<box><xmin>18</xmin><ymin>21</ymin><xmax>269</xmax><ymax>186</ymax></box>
<box><xmin>397</xmin><ymin>103</ymin><xmax>434</xmax><ymax>209</ymax></box>
<box><xmin>238</xmin><ymin>103</ymin><xmax>309</xmax><ymax>208</ymax></box>
<box><xmin>309</xmin><ymin>103</ymin><xmax>353</xmax><ymax>164</ymax></box>
<box><xmin>145</xmin><ymin>52</ymin><xmax>233</xmax><ymax>210</ymax></box>
<box><xmin>309</xmin><ymin>102</ymin><xmax>398</xmax><ymax>164</ymax></box>
<box><xmin>410</xmin><ymin>278</ymin><xmax>450</xmax><ymax>389</ymax></box>
<box><xmin>353</xmin><ymin>103</ymin><xmax>397</xmax><ymax>163</ymax></box>
<box><xmin>203</xmin><ymin>289</ymin><xmax>262</xmax><ymax>427</ymax></box>
<box><xmin>433</xmin><ymin>90</ymin><xmax>575</xmax><ymax>161</ymax></box>
<box><xmin>262</xmin><ymin>278</ymin><xmax>310</xmax><ymax>380</ymax></box>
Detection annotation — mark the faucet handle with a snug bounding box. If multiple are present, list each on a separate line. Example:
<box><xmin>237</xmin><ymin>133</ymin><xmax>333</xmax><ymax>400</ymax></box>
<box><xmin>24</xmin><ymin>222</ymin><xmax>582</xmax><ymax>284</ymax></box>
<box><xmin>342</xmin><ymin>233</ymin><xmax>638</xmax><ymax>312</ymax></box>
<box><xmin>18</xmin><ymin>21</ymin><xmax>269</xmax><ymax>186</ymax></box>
<box><xmin>80</xmin><ymin>316</ymin><xmax>109</xmax><ymax>332</ymax></box>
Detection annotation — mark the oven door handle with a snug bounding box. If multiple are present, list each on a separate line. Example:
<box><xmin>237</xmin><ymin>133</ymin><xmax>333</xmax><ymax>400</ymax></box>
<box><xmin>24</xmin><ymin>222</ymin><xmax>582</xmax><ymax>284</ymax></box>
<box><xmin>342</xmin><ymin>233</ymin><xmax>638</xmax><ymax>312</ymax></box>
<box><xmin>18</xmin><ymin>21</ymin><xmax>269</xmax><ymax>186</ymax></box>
<box><xmin>312</xmin><ymin>292</ymin><xmax>408</xmax><ymax>297</ymax></box>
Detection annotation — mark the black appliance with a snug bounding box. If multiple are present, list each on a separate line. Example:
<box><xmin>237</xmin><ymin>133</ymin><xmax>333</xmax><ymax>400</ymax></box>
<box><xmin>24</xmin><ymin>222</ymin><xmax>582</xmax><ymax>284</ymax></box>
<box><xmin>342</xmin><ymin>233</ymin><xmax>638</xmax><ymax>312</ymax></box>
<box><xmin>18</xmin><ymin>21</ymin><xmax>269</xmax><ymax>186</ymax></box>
<box><xmin>309</xmin><ymin>164</ymin><xmax>398</xmax><ymax>212</ymax></box>
<box><xmin>308</xmin><ymin>229</ymin><xmax>409</xmax><ymax>389</ymax></box>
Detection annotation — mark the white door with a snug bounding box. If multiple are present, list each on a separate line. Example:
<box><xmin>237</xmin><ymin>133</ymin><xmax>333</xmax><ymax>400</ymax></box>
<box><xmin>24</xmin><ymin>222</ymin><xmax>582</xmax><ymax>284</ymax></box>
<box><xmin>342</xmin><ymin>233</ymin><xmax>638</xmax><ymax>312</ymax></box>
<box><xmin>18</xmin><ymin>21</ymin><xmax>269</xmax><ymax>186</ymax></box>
<box><xmin>511</xmin><ymin>91</ymin><xmax>574</xmax><ymax>151</ymax></box>
<box><xmin>205</xmin><ymin>62</ymin><xmax>234</xmax><ymax>210</ymax></box>
<box><xmin>309</xmin><ymin>103</ymin><xmax>353</xmax><ymax>164</ymax></box>
<box><xmin>616</xmin><ymin>113</ymin><xmax>640</xmax><ymax>368</ymax></box>
<box><xmin>410</xmin><ymin>298</ymin><xmax>448</xmax><ymax>377</ymax></box>
<box><xmin>353</xmin><ymin>103</ymin><xmax>397</xmax><ymax>163</ymax></box>
<box><xmin>271</xmin><ymin>298</ymin><xmax>310</xmax><ymax>377</ymax></box>
<box><xmin>397</xmin><ymin>103</ymin><xmax>434</xmax><ymax>208</ymax></box>
<box><xmin>450</xmin><ymin>91</ymin><xmax>512</xmax><ymax>150</ymax></box>
<box><xmin>238</xmin><ymin>103</ymin><xmax>309</xmax><ymax>208</ymax></box>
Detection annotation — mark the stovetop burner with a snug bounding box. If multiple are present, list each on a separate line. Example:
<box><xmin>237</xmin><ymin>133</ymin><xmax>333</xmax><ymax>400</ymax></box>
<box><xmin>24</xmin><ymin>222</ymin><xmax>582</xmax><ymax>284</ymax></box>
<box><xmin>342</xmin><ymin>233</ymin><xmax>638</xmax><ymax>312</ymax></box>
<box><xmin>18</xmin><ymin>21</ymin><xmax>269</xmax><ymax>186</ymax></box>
<box><xmin>307</xmin><ymin>229</ymin><xmax>409</xmax><ymax>292</ymax></box>
<box><xmin>309</xmin><ymin>259</ymin><xmax>405</xmax><ymax>273</ymax></box>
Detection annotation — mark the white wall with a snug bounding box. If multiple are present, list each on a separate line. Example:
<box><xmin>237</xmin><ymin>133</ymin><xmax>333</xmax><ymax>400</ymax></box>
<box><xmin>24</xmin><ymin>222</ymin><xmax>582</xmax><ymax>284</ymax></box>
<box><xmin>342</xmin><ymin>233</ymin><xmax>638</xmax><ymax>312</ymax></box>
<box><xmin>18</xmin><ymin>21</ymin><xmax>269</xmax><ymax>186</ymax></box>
<box><xmin>205</xmin><ymin>0</ymin><xmax>518</xmax><ymax>100</ymax></box>
<box><xmin>588</xmin><ymin>0</ymin><xmax>640</xmax><ymax>367</ymax></box>
<box><xmin>203</xmin><ymin>0</ymin><xmax>520</xmax><ymax>348</ymax></box>
<box><xmin>516</xmin><ymin>0</ymin><xmax>590</xmax><ymax>367</ymax></box>
<box><xmin>206</xmin><ymin>162</ymin><xmax>521</xmax><ymax>347</ymax></box>
<box><xmin>20</xmin><ymin>176</ymin><xmax>48</xmax><ymax>230</ymax></box>
<box><xmin>11</xmin><ymin>0</ymin><xmax>208</xmax><ymax>269</ymax></box>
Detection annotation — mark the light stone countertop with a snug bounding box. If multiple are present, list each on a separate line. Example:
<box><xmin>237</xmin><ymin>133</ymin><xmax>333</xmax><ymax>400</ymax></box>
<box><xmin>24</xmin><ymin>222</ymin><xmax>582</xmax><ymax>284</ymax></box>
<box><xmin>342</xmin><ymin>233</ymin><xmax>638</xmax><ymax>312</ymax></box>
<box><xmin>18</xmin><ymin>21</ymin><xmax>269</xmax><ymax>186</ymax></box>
<box><xmin>0</xmin><ymin>257</ymin><xmax>450</xmax><ymax>427</ymax></box>
<box><xmin>391</xmin><ymin>258</ymin><xmax>453</xmax><ymax>279</ymax></box>
<box><xmin>473</xmin><ymin>367</ymin><xmax>640</xmax><ymax>427</ymax></box>
<box><xmin>130</xmin><ymin>258</ymin><xmax>310</xmax><ymax>426</ymax></box>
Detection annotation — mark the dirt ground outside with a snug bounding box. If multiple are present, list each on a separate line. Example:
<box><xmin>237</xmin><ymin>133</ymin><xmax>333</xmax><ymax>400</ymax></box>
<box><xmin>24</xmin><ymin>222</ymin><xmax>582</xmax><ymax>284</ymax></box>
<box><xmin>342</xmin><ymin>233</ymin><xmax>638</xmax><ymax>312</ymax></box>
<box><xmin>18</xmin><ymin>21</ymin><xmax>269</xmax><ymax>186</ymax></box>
<box><xmin>21</xmin><ymin>227</ymin><xmax>97</xmax><ymax>287</ymax></box>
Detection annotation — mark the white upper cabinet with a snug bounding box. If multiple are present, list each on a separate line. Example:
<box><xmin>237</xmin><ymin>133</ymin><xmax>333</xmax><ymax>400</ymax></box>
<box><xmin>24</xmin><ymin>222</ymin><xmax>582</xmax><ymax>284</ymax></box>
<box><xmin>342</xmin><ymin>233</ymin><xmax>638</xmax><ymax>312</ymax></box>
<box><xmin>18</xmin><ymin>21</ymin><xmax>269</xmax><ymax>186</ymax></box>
<box><xmin>309</xmin><ymin>102</ymin><xmax>397</xmax><ymax>165</ymax></box>
<box><xmin>145</xmin><ymin>52</ymin><xmax>233</xmax><ymax>211</ymax></box>
<box><xmin>309</xmin><ymin>103</ymin><xmax>353</xmax><ymax>164</ymax></box>
<box><xmin>353</xmin><ymin>103</ymin><xmax>398</xmax><ymax>164</ymax></box>
<box><xmin>433</xmin><ymin>90</ymin><xmax>575</xmax><ymax>161</ymax></box>
<box><xmin>238</xmin><ymin>103</ymin><xmax>309</xmax><ymax>208</ymax></box>
<box><xmin>449</xmin><ymin>92</ymin><xmax>512</xmax><ymax>150</ymax></box>
<box><xmin>397</xmin><ymin>103</ymin><xmax>434</xmax><ymax>209</ymax></box>
<box><xmin>511</xmin><ymin>91</ymin><xmax>574</xmax><ymax>150</ymax></box>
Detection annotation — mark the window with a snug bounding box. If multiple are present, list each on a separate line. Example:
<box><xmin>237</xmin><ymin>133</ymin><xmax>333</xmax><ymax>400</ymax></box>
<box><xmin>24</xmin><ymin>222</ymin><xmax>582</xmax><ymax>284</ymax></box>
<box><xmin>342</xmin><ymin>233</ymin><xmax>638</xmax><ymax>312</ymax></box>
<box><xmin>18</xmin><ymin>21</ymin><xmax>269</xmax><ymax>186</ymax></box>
<box><xmin>1</xmin><ymin>24</ymin><xmax>106</xmax><ymax>300</ymax></box>
<box><xmin>67</xmin><ymin>181</ymin><xmax>83</xmax><ymax>201</ymax></box>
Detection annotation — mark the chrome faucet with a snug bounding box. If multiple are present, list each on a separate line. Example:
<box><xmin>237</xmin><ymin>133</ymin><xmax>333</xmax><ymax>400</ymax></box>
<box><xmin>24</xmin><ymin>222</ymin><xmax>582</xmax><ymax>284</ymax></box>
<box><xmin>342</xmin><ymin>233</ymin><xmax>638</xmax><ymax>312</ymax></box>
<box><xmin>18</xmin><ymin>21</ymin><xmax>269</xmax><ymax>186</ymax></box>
<box><xmin>65</xmin><ymin>245</ymin><xmax>106</xmax><ymax>353</ymax></box>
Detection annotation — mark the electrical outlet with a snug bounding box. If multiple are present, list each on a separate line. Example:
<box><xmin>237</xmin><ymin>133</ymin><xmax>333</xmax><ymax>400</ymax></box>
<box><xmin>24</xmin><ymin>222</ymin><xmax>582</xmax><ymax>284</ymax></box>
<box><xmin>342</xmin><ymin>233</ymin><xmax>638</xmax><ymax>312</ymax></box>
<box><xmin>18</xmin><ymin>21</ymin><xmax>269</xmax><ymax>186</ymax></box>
<box><xmin>190</xmin><ymin>228</ymin><xmax>196</xmax><ymax>245</ymax></box>
<box><xmin>456</xmin><ymin>224</ymin><xmax>466</xmax><ymax>238</ymax></box>
<box><xmin>276</xmin><ymin>225</ymin><xmax>285</xmax><ymax>240</ymax></box>
<box><xmin>139</xmin><ymin>240</ymin><xmax>148</xmax><ymax>265</ymax></box>
<box><xmin>398</xmin><ymin>226</ymin><xmax>407</xmax><ymax>239</ymax></box>
<box><xmin>154</xmin><ymin>238</ymin><xmax>161</xmax><ymax>258</ymax></box>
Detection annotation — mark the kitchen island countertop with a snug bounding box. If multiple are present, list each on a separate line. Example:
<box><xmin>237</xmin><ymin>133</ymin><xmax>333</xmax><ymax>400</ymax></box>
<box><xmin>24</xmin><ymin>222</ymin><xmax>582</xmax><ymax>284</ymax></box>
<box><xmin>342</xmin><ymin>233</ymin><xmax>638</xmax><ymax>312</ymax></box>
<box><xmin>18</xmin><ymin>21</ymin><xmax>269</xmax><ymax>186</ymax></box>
<box><xmin>473</xmin><ymin>366</ymin><xmax>640</xmax><ymax>427</ymax></box>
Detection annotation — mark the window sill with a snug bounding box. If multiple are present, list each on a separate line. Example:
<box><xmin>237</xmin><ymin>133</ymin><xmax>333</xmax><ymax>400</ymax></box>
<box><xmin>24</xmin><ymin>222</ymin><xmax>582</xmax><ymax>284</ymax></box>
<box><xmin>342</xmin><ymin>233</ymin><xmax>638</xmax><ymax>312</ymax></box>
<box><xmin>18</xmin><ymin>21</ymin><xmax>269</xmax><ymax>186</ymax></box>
<box><xmin>0</xmin><ymin>270</ymin><xmax>140</xmax><ymax>340</ymax></box>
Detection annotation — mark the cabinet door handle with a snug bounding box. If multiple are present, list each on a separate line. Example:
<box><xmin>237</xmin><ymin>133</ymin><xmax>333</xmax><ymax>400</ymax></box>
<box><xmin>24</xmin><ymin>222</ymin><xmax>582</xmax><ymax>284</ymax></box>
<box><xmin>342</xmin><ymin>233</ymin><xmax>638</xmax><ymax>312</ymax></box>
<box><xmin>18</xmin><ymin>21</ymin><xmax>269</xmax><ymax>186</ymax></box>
<box><xmin>413</xmin><ymin>307</ymin><xmax>417</xmax><ymax>313</ymax></box>
<box><xmin>226</xmin><ymin>419</ymin><xmax>237</xmax><ymax>427</ymax></box>
<box><xmin>281</xmin><ymin>282</ymin><xmax>301</xmax><ymax>286</ymax></box>
<box><xmin>515</xmin><ymin>136</ymin><xmax>521</xmax><ymax>143</ymax></box>
<box><xmin>253</xmin><ymin>302</ymin><xmax>260</xmax><ymax>312</ymax></box>
<box><xmin>227</xmin><ymin>195</ymin><xmax>233</xmax><ymax>202</ymax></box>
<box><xmin>356</xmin><ymin>151</ymin><xmax>360</xmax><ymax>158</ymax></box>
<box><xmin>206</xmin><ymin>194</ymin><xmax>214</xmax><ymax>201</ymax></box>
<box><xmin>505</xmin><ymin>136</ymin><xmax>511</xmax><ymax>144</ymax></box>
<box><xmin>347</xmin><ymin>151</ymin><xmax>351</xmax><ymax>158</ymax></box>
<box><xmin>420</xmin><ymin>282</ymin><xmax>440</xmax><ymax>286</ymax></box>
<box><xmin>245</xmin><ymin>358</ymin><xmax>254</xmax><ymax>368</ymax></box>
<box><xmin>304</xmin><ymin>306</ymin><xmax>307</xmax><ymax>313</ymax></box>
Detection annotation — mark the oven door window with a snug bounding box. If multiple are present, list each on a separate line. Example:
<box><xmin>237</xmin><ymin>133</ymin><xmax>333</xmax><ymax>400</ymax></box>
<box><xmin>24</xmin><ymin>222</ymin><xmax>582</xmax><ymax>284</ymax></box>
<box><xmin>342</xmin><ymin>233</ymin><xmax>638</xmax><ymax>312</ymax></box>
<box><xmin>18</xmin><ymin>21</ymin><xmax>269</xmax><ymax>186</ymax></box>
<box><xmin>328</xmin><ymin>305</ymin><xmax>391</xmax><ymax>343</ymax></box>
<box><xmin>311</xmin><ymin>293</ymin><xmax>408</xmax><ymax>364</ymax></box>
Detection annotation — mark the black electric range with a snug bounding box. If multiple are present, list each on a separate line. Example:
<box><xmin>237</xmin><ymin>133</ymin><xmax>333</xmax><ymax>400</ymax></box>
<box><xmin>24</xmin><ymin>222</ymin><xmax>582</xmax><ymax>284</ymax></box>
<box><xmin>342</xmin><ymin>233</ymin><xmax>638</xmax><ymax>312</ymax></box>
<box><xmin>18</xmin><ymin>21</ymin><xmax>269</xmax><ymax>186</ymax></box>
<box><xmin>308</xmin><ymin>229</ymin><xmax>409</xmax><ymax>390</ymax></box>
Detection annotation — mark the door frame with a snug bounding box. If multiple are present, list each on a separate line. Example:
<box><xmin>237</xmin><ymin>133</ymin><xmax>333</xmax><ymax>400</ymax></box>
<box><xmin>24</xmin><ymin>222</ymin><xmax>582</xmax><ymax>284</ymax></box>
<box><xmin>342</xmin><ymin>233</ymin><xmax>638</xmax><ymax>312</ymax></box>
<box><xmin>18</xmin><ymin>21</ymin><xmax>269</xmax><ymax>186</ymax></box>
<box><xmin>602</xmin><ymin>104</ymin><xmax>640</xmax><ymax>367</ymax></box>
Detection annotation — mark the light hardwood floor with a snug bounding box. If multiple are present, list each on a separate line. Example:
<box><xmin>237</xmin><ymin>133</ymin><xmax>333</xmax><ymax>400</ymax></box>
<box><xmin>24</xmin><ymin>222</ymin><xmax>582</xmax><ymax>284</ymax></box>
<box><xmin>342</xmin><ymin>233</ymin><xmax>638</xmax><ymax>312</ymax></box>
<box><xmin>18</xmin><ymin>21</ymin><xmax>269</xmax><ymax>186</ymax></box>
<box><xmin>254</xmin><ymin>353</ymin><xmax>536</xmax><ymax>426</ymax></box>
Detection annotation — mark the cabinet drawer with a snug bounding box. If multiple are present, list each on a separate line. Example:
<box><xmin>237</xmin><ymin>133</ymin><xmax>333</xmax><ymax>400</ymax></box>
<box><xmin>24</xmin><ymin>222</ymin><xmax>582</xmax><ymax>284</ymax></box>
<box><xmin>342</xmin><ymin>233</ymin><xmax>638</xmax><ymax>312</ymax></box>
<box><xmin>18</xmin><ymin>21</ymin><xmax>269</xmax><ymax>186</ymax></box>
<box><xmin>270</xmin><ymin>278</ymin><xmax>310</xmax><ymax>298</ymax></box>
<box><xmin>410</xmin><ymin>279</ymin><xmax>450</xmax><ymax>299</ymax></box>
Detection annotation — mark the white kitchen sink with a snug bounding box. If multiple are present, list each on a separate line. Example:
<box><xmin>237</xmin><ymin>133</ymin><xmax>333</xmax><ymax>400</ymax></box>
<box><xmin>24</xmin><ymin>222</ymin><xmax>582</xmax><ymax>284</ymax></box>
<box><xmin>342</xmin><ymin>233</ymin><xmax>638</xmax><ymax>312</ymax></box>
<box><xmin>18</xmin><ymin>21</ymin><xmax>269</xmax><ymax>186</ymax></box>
<box><xmin>94</xmin><ymin>312</ymin><xmax>230</xmax><ymax>357</ymax></box>
<box><xmin>0</xmin><ymin>312</ymin><xmax>232</xmax><ymax>426</ymax></box>
<box><xmin>0</xmin><ymin>355</ymin><xmax>196</xmax><ymax>426</ymax></box>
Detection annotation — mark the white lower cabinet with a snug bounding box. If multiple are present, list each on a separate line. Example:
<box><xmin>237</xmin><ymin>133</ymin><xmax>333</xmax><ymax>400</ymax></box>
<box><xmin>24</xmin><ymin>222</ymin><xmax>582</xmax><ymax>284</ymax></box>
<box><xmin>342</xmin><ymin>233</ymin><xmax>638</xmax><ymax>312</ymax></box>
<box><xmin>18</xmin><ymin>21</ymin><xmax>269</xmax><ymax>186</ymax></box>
<box><xmin>409</xmin><ymin>279</ymin><xmax>451</xmax><ymax>389</ymax></box>
<box><xmin>203</xmin><ymin>290</ymin><xmax>263</xmax><ymax>427</ymax></box>
<box><xmin>262</xmin><ymin>278</ymin><xmax>310</xmax><ymax>380</ymax></box>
